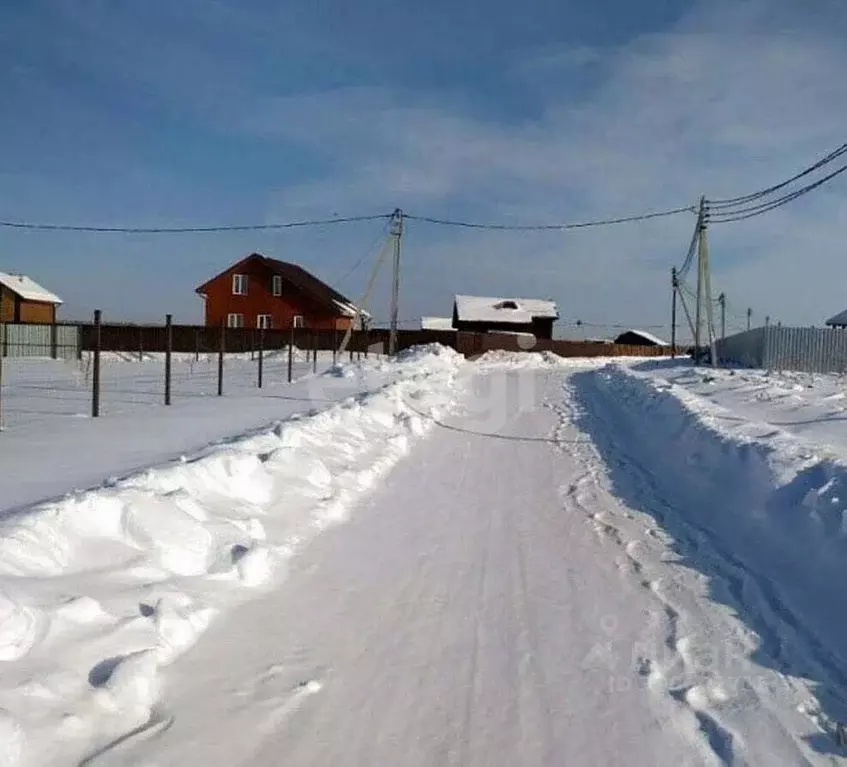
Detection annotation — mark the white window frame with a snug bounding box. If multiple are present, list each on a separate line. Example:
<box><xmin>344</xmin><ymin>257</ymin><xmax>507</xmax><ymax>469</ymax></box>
<box><xmin>271</xmin><ymin>275</ymin><xmax>282</xmax><ymax>297</ymax></box>
<box><xmin>292</xmin><ymin>315</ymin><xmax>304</xmax><ymax>328</ymax></box>
<box><xmin>257</xmin><ymin>314</ymin><xmax>273</xmax><ymax>329</ymax></box>
<box><xmin>227</xmin><ymin>313</ymin><xmax>244</xmax><ymax>328</ymax></box>
<box><xmin>232</xmin><ymin>274</ymin><xmax>248</xmax><ymax>295</ymax></box>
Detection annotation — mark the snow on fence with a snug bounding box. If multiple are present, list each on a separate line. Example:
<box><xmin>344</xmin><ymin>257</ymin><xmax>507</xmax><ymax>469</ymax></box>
<box><xmin>716</xmin><ymin>326</ymin><xmax>847</xmax><ymax>373</ymax></box>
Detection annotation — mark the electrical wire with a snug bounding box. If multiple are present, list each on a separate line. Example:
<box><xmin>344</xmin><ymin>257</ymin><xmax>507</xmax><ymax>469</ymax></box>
<box><xmin>708</xmin><ymin>141</ymin><xmax>847</xmax><ymax>207</ymax></box>
<box><xmin>676</xmin><ymin>205</ymin><xmax>703</xmax><ymax>280</ymax></box>
<box><xmin>708</xmin><ymin>161</ymin><xmax>847</xmax><ymax>223</ymax></box>
<box><xmin>336</xmin><ymin>221</ymin><xmax>390</xmax><ymax>286</ymax></box>
<box><xmin>0</xmin><ymin>213</ymin><xmax>392</xmax><ymax>233</ymax></box>
<box><xmin>403</xmin><ymin>205</ymin><xmax>696</xmax><ymax>231</ymax></box>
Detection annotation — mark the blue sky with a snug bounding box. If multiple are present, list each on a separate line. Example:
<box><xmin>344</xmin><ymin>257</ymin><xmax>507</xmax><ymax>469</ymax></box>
<box><xmin>0</xmin><ymin>0</ymin><xmax>845</xmax><ymax>336</ymax></box>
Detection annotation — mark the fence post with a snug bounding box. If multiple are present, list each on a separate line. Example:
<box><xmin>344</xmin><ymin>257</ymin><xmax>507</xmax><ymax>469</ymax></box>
<box><xmin>258</xmin><ymin>326</ymin><xmax>264</xmax><ymax>389</ymax></box>
<box><xmin>364</xmin><ymin>328</ymin><xmax>369</xmax><ymax>358</ymax></box>
<box><xmin>333</xmin><ymin>329</ymin><xmax>338</xmax><ymax>365</ymax></box>
<box><xmin>164</xmin><ymin>314</ymin><xmax>173</xmax><ymax>405</ymax></box>
<box><xmin>218</xmin><ymin>320</ymin><xmax>225</xmax><ymax>396</ymax></box>
<box><xmin>138</xmin><ymin>326</ymin><xmax>144</xmax><ymax>362</ymax></box>
<box><xmin>288</xmin><ymin>325</ymin><xmax>294</xmax><ymax>383</ymax></box>
<box><xmin>92</xmin><ymin>310</ymin><xmax>102</xmax><ymax>418</ymax></box>
<box><xmin>195</xmin><ymin>328</ymin><xmax>200</xmax><ymax>362</ymax></box>
<box><xmin>312</xmin><ymin>330</ymin><xmax>317</xmax><ymax>374</ymax></box>
<box><xmin>50</xmin><ymin>322</ymin><xmax>58</xmax><ymax>360</ymax></box>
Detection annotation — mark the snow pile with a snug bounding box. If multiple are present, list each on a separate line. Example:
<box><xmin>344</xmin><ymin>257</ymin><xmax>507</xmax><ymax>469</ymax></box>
<box><xmin>475</xmin><ymin>349</ymin><xmax>641</xmax><ymax>370</ymax></box>
<box><xmin>636</xmin><ymin>362</ymin><xmax>847</xmax><ymax>453</ymax></box>
<box><xmin>0</xmin><ymin>345</ymin><xmax>464</xmax><ymax>766</ymax></box>
<box><xmin>584</xmin><ymin>364</ymin><xmax>847</xmax><ymax>553</ymax></box>
<box><xmin>570</xmin><ymin>363</ymin><xmax>847</xmax><ymax>745</ymax></box>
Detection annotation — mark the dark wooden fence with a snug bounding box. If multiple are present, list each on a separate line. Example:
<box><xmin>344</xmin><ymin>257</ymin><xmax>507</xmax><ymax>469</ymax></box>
<box><xmin>74</xmin><ymin>323</ymin><xmax>679</xmax><ymax>359</ymax></box>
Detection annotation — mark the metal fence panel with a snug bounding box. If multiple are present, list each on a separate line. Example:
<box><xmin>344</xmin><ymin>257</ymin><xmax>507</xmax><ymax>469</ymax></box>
<box><xmin>55</xmin><ymin>325</ymin><xmax>80</xmax><ymax>360</ymax></box>
<box><xmin>0</xmin><ymin>323</ymin><xmax>80</xmax><ymax>359</ymax></box>
<box><xmin>764</xmin><ymin>327</ymin><xmax>847</xmax><ymax>373</ymax></box>
<box><xmin>718</xmin><ymin>326</ymin><xmax>847</xmax><ymax>373</ymax></box>
<box><xmin>715</xmin><ymin>328</ymin><xmax>766</xmax><ymax>367</ymax></box>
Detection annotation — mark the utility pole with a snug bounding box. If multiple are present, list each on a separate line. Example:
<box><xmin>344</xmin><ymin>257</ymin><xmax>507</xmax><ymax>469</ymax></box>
<box><xmin>718</xmin><ymin>293</ymin><xmax>726</xmax><ymax>340</ymax></box>
<box><xmin>670</xmin><ymin>267</ymin><xmax>678</xmax><ymax>359</ymax></box>
<box><xmin>701</xmin><ymin>208</ymin><xmax>718</xmax><ymax>368</ymax></box>
<box><xmin>694</xmin><ymin>197</ymin><xmax>705</xmax><ymax>357</ymax></box>
<box><xmin>693</xmin><ymin>196</ymin><xmax>717</xmax><ymax>367</ymax></box>
<box><xmin>388</xmin><ymin>208</ymin><xmax>403</xmax><ymax>356</ymax></box>
<box><xmin>747</xmin><ymin>307</ymin><xmax>752</xmax><ymax>332</ymax></box>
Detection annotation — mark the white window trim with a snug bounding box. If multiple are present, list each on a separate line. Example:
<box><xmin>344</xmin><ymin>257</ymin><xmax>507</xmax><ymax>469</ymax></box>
<box><xmin>292</xmin><ymin>315</ymin><xmax>304</xmax><ymax>328</ymax></box>
<box><xmin>227</xmin><ymin>313</ymin><xmax>244</xmax><ymax>328</ymax></box>
<box><xmin>232</xmin><ymin>274</ymin><xmax>248</xmax><ymax>295</ymax></box>
<box><xmin>272</xmin><ymin>275</ymin><xmax>282</xmax><ymax>296</ymax></box>
<box><xmin>257</xmin><ymin>314</ymin><xmax>273</xmax><ymax>329</ymax></box>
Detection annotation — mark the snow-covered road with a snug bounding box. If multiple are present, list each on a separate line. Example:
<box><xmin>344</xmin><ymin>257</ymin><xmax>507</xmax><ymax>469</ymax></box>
<box><xmin>3</xmin><ymin>352</ymin><xmax>847</xmax><ymax>766</ymax></box>
<box><xmin>99</xmin><ymin>359</ymin><xmax>847</xmax><ymax>766</ymax></box>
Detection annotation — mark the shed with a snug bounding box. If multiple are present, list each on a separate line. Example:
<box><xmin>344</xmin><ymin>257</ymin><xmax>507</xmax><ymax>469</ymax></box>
<box><xmin>0</xmin><ymin>272</ymin><xmax>62</xmax><ymax>324</ymax></box>
<box><xmin>452</xmin><ymin>294</ymin><xmax>559</xmax><ymax>339</ymax></box>
<box><xmin>825</xmin><ymin>310</ymin><xmax>847</xmax><ymax>329</ymax></box>
<box><xmin>614</xmin><ymin>329</ymin><xmax>669</xmax><ymax>347</ymax></box>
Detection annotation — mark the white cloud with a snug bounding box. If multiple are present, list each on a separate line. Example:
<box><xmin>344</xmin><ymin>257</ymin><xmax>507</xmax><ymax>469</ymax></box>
<box><xmin>243</xmin><ymin>0</ymin><xmax>847</xmax><ymax>333</ymax></box>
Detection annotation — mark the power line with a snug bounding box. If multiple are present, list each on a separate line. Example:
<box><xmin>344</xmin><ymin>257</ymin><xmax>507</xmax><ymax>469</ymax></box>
<box><xmin>336</xmin><ymin>221</ymin><xmax>390</xmax><ymax>286</ymax></box>
<box><xmin>403</xmin><ymin>205</ymin><xmax>696</xmax><ymax>231</ymax></box>
<box><xmin>708</xmin><ymin>141</ymin><xmax>847</xmax><ymax>207</ymax></box>
<box><xmin>0</xmin><ymin>213</ymin><xmax>392</xmax><ymax>234</ymax></box>
<box><xmin>709</xmin><ymin>161</ymin><xmax>847</xmax><ymax>223</ymax></box>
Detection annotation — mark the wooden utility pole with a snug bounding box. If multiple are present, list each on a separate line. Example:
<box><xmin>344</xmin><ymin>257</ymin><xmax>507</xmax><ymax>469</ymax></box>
<box><xmin>388</xmin><ymin>208</ymin><xmax>403</xmax><ymax>356</ymax></box>
<box><xmin>670</xmin><ymin>267</ymin><xmax>678</xmax><ymax>359</ymax></box>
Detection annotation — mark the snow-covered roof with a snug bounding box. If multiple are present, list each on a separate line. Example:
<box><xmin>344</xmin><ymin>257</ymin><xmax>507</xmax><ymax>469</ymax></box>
<box><xmin>0</xmin><ymin>272</ymin><xmax>62</xmax><ymax>304</ymax></box>
<box><xmin>332</xmin><ymin>299</ymin><xmax>371</xmax><ymax>319</ymax></box>
<box><xmin>825</xmin><ymin>309</ymin><xmax>847</xmax><ymax>327</ymax></box>
<box><xmin>421</xmin><ymin>316</ymin><xmax>455</xmax><ymax>331</ymax></box>
<box><xmin>454</xmin><ymin>294</ymin><xmax>558</xmax><ymax>325</ymax></box>
<box><xmin>617</xmin><ymin>329</ymin><xmax>669</xmax><ymax>346</ymax></box>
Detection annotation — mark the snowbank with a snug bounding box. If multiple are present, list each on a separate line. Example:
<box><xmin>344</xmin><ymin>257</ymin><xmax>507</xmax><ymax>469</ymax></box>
<box><xmin>570</xmin><ymin>363</ymin><xmax>847</xmax><ymax>740</ymax></box>
<box><xmin>636</xmin><ymin>361</ymin><xmax>847</xmax><ymax>454</ymax></box>
<box><xmin>0</xmin><ymin>345</ymin><xmax>464</xmax><ymax>766</ymax></box>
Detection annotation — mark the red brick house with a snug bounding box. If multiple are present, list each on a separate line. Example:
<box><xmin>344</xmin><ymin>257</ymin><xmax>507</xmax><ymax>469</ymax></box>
<box><xmin>195</xmin><ymin>253</ymin><xmax>366</xmax><ymax>330</ymax></box>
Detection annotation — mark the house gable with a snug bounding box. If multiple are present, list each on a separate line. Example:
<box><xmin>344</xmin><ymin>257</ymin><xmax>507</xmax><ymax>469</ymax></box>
<box><xmin>195</xmin><ymin>253</ymin><xmax>365</xmax><ymax>330</ymax></box>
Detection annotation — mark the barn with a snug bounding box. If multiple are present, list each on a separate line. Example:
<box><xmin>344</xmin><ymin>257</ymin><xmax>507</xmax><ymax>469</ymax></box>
<box><xmin>613</xmin><ymin>329</ymin><xmax>669</xmax><ymax>347</ymax></box>
<box><xmin>0</xmin><ymin>272</ymin><xmax>62</xmax><ymax>324</ymax></box>
<box><xmin>451</xmin><ymin>295</ymin><xmax>559</xmax><ymax>339</ymax></box>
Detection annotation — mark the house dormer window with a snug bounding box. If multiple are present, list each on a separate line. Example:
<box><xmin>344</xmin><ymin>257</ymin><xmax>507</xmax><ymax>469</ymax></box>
<box><xmin>272</xmin><ymin>275</ymin><xmax>282</xmax><ymax>296</ymax></box>
<box><xmin>232</xmin><ymin>274</ymin><xmax>248</xmax><ymax>295</ymax></box>
<box><xmin>495</xmin><ymin>300</ymin><xmax>520</xmax><ymax>310</ymax></box>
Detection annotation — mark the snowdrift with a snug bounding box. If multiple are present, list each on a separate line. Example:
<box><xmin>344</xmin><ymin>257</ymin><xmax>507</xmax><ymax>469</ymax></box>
<box><xmin>0</xmin><ymin>345</ymin><xmax>464</xmax><ymax>766</ymax></box>
<box><xmin>570</xmin><ymin>363</ymin><xmax>847</xmax><ymax>744</ymax></box>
